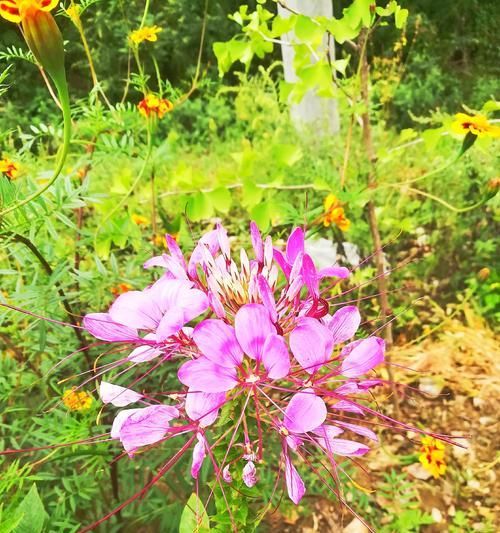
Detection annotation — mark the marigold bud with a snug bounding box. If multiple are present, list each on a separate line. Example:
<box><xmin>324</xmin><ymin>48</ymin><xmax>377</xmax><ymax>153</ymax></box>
<box><xmin>22</xmin><ymin>7</ymin><xmax>66</xmax><ymax>86</ymax></box>
<box><xmin>477</xmin><ymin>267</ymin><xmax>490</xmax><ymax>281</ymax></box>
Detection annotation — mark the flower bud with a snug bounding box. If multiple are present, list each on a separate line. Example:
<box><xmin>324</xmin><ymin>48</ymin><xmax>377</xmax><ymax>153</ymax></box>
<box><xmin>21</xmin><ymin>6</ymin><xmax>66</xmax><ymax>86</ymax></box>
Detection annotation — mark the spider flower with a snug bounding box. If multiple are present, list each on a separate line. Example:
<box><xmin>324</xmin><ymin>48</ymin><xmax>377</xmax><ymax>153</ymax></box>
<box><xmin>0</xmin><ymin>0</ymin><xmax>66</xmax><ymax>86</ymax></box>
<box><xmin>73</xmin><ymin>222</ymin><xmax>454</xmax><ymax>529</ymax></box>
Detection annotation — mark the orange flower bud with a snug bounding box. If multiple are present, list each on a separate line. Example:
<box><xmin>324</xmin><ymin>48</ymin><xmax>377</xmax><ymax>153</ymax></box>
<box><xmin>1</xmin><ymin>1</ymin><xmax>66</xmax><ymax>86</ymax></box>
<box><xmin>22</xmin><ymin>7</ymin><xmax>66</xmax><ymax>86</ymax></box>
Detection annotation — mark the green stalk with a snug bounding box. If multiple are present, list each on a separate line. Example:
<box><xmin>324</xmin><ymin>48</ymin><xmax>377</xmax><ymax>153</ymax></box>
<box><xmin>0</xmin><ymin>80</ymin><xmax>71</xmax><ymax>218</ymax></box>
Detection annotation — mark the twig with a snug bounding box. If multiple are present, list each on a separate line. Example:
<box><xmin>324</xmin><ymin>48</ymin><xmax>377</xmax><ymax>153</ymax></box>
<box><xmin>358</xmin><ymin>28</ymin><xmax>400</xmax><ymax>416</ymax></box>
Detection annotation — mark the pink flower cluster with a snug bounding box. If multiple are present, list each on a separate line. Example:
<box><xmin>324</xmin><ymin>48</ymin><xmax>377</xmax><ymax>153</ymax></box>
<box><xmin>83</xmin><ymin>223</ymin><xmax>393</xmax><ymax>510</ymax></box>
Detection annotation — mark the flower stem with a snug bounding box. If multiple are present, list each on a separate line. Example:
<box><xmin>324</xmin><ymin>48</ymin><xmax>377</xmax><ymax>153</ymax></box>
<box><xmin>0</xmin><ymin>80</ymin><xmax>71</xmax><ymax>218</ymax></box>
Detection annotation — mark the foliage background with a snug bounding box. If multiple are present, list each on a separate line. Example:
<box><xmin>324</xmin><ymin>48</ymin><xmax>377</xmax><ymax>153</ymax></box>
<box><xmin>0</xmin><ymin>0</ymin><xmax>498</xmax><ymax>531</ymax></box>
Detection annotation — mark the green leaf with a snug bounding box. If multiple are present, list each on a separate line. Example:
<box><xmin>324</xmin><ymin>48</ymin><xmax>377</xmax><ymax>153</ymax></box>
<box><xmin>208</xmin><ymin>187</ymin><xmax>232</xmax><ymax>214</ymax></box>
<box><xmin>13</xmin><ymin>484</ymin><xmax>48</xmax><ymax>533</ymax></box>
<box><xmin>332</xmin><ymin>59</ymin><xmax>349</xmax><ymax>75</ymax></box>
<box><xmin>241</xmin><ymin>178</ymin><xmax>262</xmax><ymax>209</ymax></box>
<box><xmin>179</xmin><ymin>493</ymin><xmax>210</xmax><ymax>533</ymax></box>
<box><xmin>271</xmin><ymin>144</ymin><xmax>303</xmax><ymax>167</ymax></box>
<box><xmin>395</xmin><ymin>7</ymin><xmax>409</xmax><ymax>29</ymax></box>
<box><xmin>294</xmin><ymin>15</ymin><xmax>324</xmax><ymax>45</ymax></box>
<box><xmin>271</xmin><ymin>14</ymin><xmax>296</xmax><ymax>37</ymax></box>
<box><xmin>458</xmin><ymin>131</ymin><xmax>477</xmax><ymax>157</ymax></box>
<box><xmin>325</xmin><ymin>18</ymin><xmax>359</xmax><ymax>44</ymax></box>
<box><xmin>422</xmin><ymin>127</ymin><xmax>444</xmax><ymax>151</ymax></box>
<box><xmin>250</xmin><ymin>202</ymin><xmax>271</xmax><ymax>230</ymax></box>
<box><xmin>186</xmin><ymin>192</ymin><xmax>214</xmax><ymax>222</ymax></box>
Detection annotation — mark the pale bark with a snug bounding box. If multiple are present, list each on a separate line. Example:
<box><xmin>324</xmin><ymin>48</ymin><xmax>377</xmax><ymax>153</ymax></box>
<box><xmin>277</xmin><ymin>0</ymin><xmax>340</xmax><ymax>136</ymax></box>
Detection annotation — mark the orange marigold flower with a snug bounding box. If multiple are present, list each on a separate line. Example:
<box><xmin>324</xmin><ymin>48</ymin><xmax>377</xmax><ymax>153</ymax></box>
<box><xmin>62</xmin><ymin>387</ymin><xmax>93</xmax><ymax>412</ymax></box>
<box><xmin>129</xmin><ymin>25</ymin><xmax>162</xmax><ymax>45</ymax></box>
<box><xmin>0</xmin><ymin>0</ymin><xmax>58</xmax><ymax>23</ymax></box>
<box><xmin>111</xmin><ymin>282</ymin><xmax>133</xmax><ymax>296</ymax></box>
<box><xmin>451</xmin><ymin>113</ymin><xmax>500</xmax><ymax>138</ymax></box>
<box><xmin>419</xmin><ymin>436</ymin><xmax>446</xmax><ymax>479</ymax></box>
<box><xmin>131</xmin><ymin>213</ymin><xmax>149</xmax><ymax>225</ymax></box>
<box><xmin>322</xmin><ymin>194</ymin><xmax>351</xmax><ymax>231</ymax></box>
<box><xmin>1</xmin><ymin>0</ymin><xmax>66</xmax><ymax>88</ymax></box>
<box><xmin>0</xmin><ymin>157</ymin><xmax>20</xmax><ymax>179</ymax></box>
<box><xmin>138</xmin><ymin>94</ymin><xmax>173</xmax><ymax>119</ymax></box>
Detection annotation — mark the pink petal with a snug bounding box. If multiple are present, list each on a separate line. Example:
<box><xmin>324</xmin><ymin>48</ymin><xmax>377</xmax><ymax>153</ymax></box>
<box><xmin>188</xmin><ymin>229</ymin><xmax>220</xmax><ymax>277</ymax></box>
<box><xmin>166</xmin><ymin>234</ymin><xmax>186</xmax><ymax>267</ymax></box>
<box><xmin>185</xmin><ymin>390</ymin><xmax>226</xmax><ymax>427</ymax></box>
<box><xmin>312</xmin><ymin>424</ymin><xmax>344</xmax><ymax>440</ymax></box>
<box><xmin>335</xmin><ymin>382</ymin><xmax>360</xmax><ymax>395</ymax></box>
<box><xmin>143</xmin><ymin>254</ymin><xmax>169</xmax><ymax>269</ymax></box>
<box><xmin>302</xmin><ymin>254</ymin><xmax>319</xmax><ymax>298</ymax></box>
<box><xmin>284</xmin><ymin>389</ymin><xmax>327</xmax><ymax>434</ymax></box>
<box><xmin>284</xmin><ymin>454</ymin><xmax>305</xmax><ymax>504</ymax></box>
<box><xmin>109</xmin><ymin>290</ymin><xmax>161</xmax><ymax>331</ymax></box>
<box><xmin>234</xmin><ymin>304</ymin><xmax>276</xmax><ymax>360</ymax></box>
<box><xmin>262</xmin><ymin>334</ymin><xmax>290</xmax><ymax>380</ymax></box>
<box><xmin>289</xmin><ymin>318</ymin><xmax>333</xmax><ymax>374</ymax></box>
<box><xmin>332</xmin><ymin>400</ymin><xmax>365</xmax><ymax>415</ymax></box>
<box><xmin>193</xmin><ymin>319</ymin><xmax>243</xmax><ymax>368</ymax></box>
<box><xmin>128</xmin><ymin>333</ymin><xmax>163</xmax><ymax>362</ymax></box>
<box><xmin>336</xmin><ymin>422</ymin><xmax>378</xmax><ymax>442</ymax></box>
<box><xmin>222</xmin><ymin>465</ymin><xmax>232</xmax><ymax>483</ymax></box>
<box><xmin>191</xmin><ymin>433</ymin><xmax>207</xmax><ymax>478</ymax></box>
<box><xmin>327</xmin><ymin>306</ymin><xmax>361</xmax><ymax>344</ymax></box>
<box><xmin>318</xmin><ymin>266</ymin><xmax>350</xmax><ymax>279</ymax></box>
<box><xmin>319</xmin><ymin>437</ymin><xmax>370</xmax><ymax>456</ymax></box>
<box><xmin>289</xmin><ymin>252</ymin><xmax>303</xmax><ymax>285</ymax></box>
<box><xmin>257</xmin><ymin>275</ymin><xmax>277</xmax><ymax>323</ymax></box>
<box><xmin>340</xmin><ymin>337</ymin><xmax>385</xmax><ymax>378</ymax></box>
<box><xmin>178</xmin><ymin>357</ymin><xmax>238</xmax><ymax>393</ymax></box>
<box><xmin>286</xmin><ymin>227</ymin><xmax>305</xmax><ymax>264</ymax></box>
<box><xmin>99</xmin><ymin>381</ymin><xmax>142</xmax><ymax>407</ymax></box>
<box><xmin>217</xmin><ymin>224</ymin><xmax>230</xmax><ymax>258</ymax></box>
<box><xmin>273</xmin><ymin>248</ymin><xmax>291</xmax><ymax>278</ymax></box>
<box><xmin>242</xmin><ymin>461</ymin><xmax>257</xmax><ymax>488</ymax></box>
<box><xmin>156</xmin><ymin>308</ymin><xmax>186</xmax><ymax>341</ymax></box>
<box><xmin>250</xmin><ymin>221</ymin><xmax>264</xmax><ymax>263</ymax></box>
<box><xmin>358</xmin><ymin>379</ymin><xmax>383</xmax><ymax>390</ymax></box>
<box><xmin>208</xmin><ymin>290</ymin><xmax>226</xmax><ymax>318</ymax></box>
<box><xmin>113</xmin><ymin>405</ymin><xmax>179</xmax><ymax>454</ymax></box>
<box><xmin>83</xmin><ymin>313</ymin><xmax>138</xmax><ymax>342</ymax></box>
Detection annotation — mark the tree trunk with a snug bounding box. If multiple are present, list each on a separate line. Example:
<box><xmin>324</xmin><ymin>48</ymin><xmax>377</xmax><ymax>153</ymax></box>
<box><xmin>277</xmin><ymin>0</ymin><xmax>340</xmax><ymax>136</ymax></box>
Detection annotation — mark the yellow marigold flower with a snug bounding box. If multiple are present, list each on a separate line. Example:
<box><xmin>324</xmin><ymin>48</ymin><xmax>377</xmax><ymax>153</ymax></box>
<box><xmin>131</xmin><ymin>213</ymin><xmax>149</xmax><ymax>225</ymax></box>
<box><xmin>322</xmin><ymin>194</ymin><xmax>351</xmax><ymax>231</ymax></box>
<box><xmin>111</xmin><ymin>282</ymin><xmax>132</xmax><ymax>296</ymax></box>
<box><xmin>419</xmin><ymin>436</ymin><xmax>446</xmax><ymax>479</ymax></box>
<box><xmin>138</xmin><ymin>94</ymin><xmax>174</xmax><ymax>119</ymax></box>
<box><xmin>65</xmin><ymin>4</ymin><xmax>81</xmax><ymax>26</ymax></box>
<box><xmin>451</xmin><ymin>113</ymin><xmax>500</xmax><ymax>138</ymax></box>
<box><xmin>62</xmin><ymin>388</ymin><xmax>93</xmax><ymax>412</ymax></box>
<box><xmin>129</xmin><ymin>25</ymin><xmax>162</xmax><ymax>45</ymax></box>
<box><xmin>0</xmin><ymin>157</ymin><xmax>20</xmax><ymax>180</ymax></box>
<box><xmin>152</xmin><ymin>234</ymin><xmax>166</xmax><ymax>247</ymax></box>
